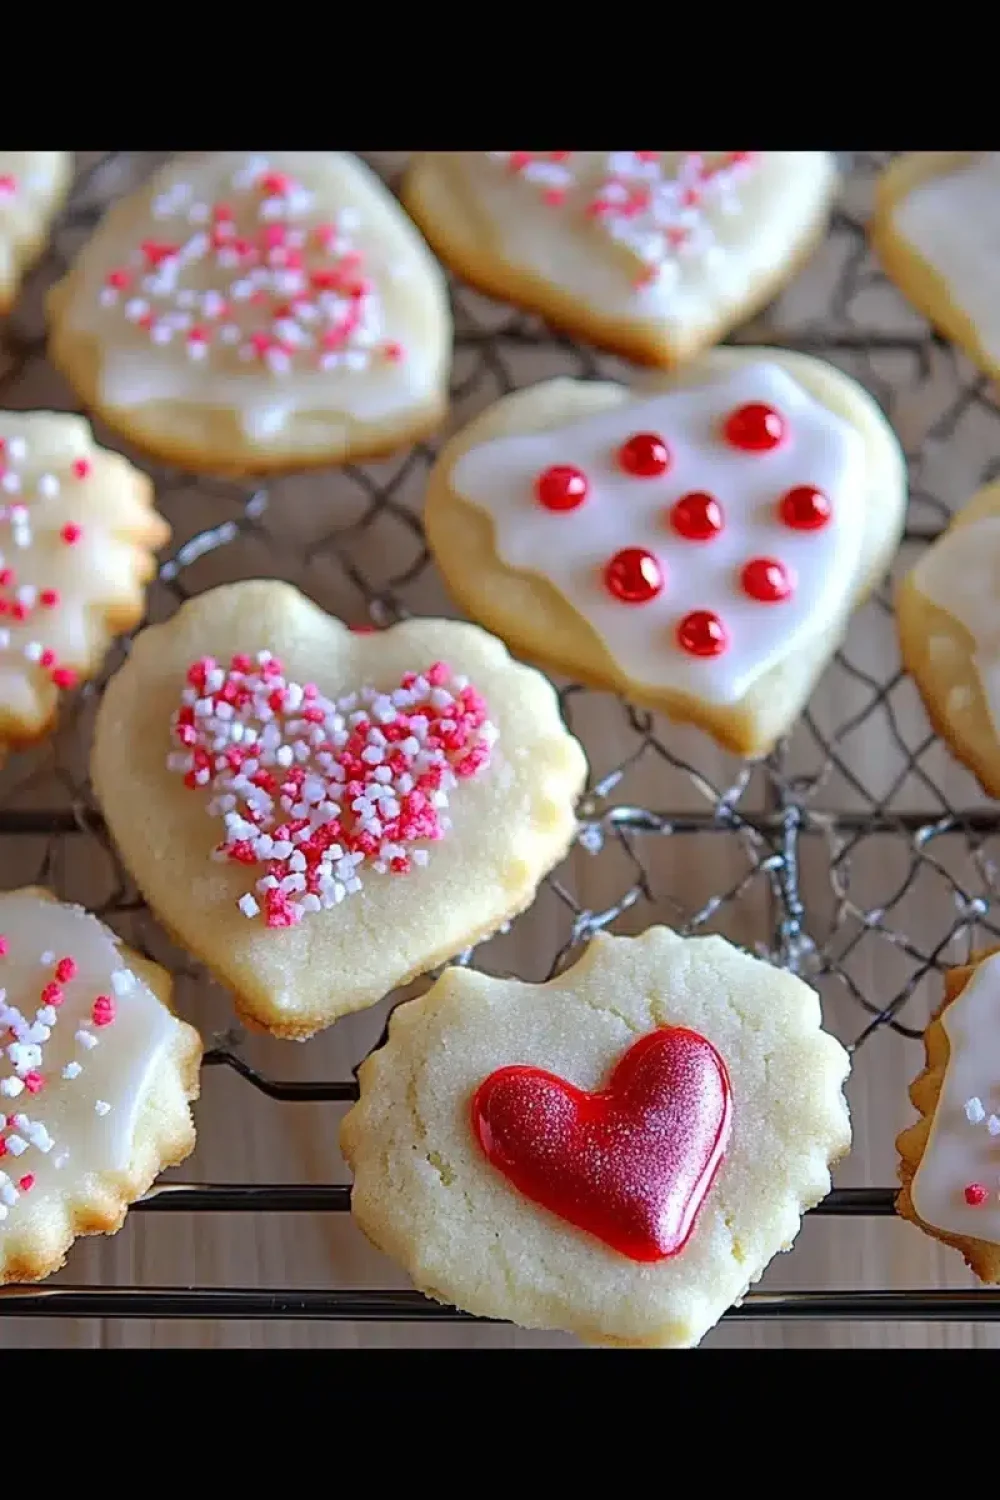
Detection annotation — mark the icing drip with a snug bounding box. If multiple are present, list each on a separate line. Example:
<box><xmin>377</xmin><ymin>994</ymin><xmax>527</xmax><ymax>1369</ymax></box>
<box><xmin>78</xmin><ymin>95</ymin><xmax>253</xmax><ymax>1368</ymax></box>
<box><xmin>0</xmin><ymin>893</ymin><xmax>179</xmax><ymax>1238</ymax></box>
<box><xmin>911</xmin><ymin>955</ymin><xmax>1000</xmax><ymax>1239</ymax></box>
<box><xmin>487</xmin><ymin>152</ymin><xmax>757</xmax><ymax>290</ymax></box>
<box><xmin>910</xmin><ymin>514</ymin><xmax>1000</xmax><ymax>737</ymax></box>
<box><xmin>450</xmin><ymin>361</ymin><xmax>867</xmax><ymax>705</ymax></box>
<box><xmin>893</xmin><ymin>153</ymin><xmax>1000</xmax><ymax>366</ymax></box>
<box><xmin>168</xmin><ymin>652</ymin><xmax>498</xmax><ymax>929</ymax></box>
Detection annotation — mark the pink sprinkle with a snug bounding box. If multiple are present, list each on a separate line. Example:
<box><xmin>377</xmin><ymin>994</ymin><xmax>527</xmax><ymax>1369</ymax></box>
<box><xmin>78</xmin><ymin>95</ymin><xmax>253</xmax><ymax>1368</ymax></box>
<box><xmin>92</xmin><ymin>996</ymin><xmax>116</xmax><ymax>1028</ymax></box>
<box><xmin>55</xmin><ymin>956</ymin><xmax>77</xmax><ymax>983</ymax></box>
<box><xmin>18</xmin><ymin>1175</ymin><xmax>35</xmax><ymax>1193</ymax></box>
<box><xmin>51</xmin><ymin>667</ymin><xmax>77</xmax><ymax>690</ymax></box>
<box><xmin>23</xmin><ymin>1072</ymin><xmax>44</xmax><ymax>1095</ymax></box>
<box><xmin>0</xmin><ymin>936</ymin><xmax>7</xmax><ymax>957</ymax></box>
<box><xmin>965</xmin><ymin>1183</ymin><xmax>989</xmax><ymax>1206</ymax></box>
<box><xmin>60</xmin><ymin>523</ymin><xmax>82</xmax><ymax>545</ymax></box>
<box><xmin>72</xmin><ymin>458</ymin><xmax>92</xmax><ymax>479</ymax></box>
<box><xmin>41</xmin><ymin>983</ymin><xmax>63</xmax><ymax>1008</ymax></box>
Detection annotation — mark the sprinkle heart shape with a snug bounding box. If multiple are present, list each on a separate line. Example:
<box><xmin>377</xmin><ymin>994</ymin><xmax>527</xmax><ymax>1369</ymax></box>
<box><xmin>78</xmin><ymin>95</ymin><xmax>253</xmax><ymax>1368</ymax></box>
<box><xmin>171</xmin><ymin>650</ymin><xmax>495</xmax><ymax>930</ymax></box>
<box><xmin>472</xmin><ymin>1026</ymin><xmax>732</xmax><ymax>1261</ymax></box>
<box><xmin>90</xmin><ymin>584</ymin><xmax>587</xmax><ymax>1040</ymax></box>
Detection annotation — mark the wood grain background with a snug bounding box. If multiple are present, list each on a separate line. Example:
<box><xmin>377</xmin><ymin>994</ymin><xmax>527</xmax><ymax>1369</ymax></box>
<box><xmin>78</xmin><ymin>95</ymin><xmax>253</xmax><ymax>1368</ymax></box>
<box><xmin>2</xmin><ymin>150</ymin><xmax>998</xmax><ymax>1347</ymax></box>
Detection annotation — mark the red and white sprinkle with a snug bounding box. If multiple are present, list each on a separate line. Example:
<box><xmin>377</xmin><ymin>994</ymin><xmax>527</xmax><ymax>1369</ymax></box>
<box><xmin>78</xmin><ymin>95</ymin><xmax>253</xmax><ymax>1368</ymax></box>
<box><xmin>487</xmin><ymin>151</ymin><xmax>758</xmax><ymax>289</ymax></box>
<box><xmin>168</xmin><ymin>651</ymin><xmax>498</xmax><ymax>929</ymax></box>
<box><xmin>0</xmin><ymin>942</ymin><xmax>120</xmax><ymax>1224</ymax></box>
<box><xmin>0</xmin><ymin>430</ymin><xmax>89</xmax><ymax>694</ymax></box>
<box><xmin>99</xmin><ymin>156</ymin><xmax>406</xmax><ymax>376</ymax></box>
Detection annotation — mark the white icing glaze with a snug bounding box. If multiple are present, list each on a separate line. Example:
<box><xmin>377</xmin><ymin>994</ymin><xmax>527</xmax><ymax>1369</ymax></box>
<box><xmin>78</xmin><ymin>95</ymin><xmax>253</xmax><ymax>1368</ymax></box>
<box><xmin>910</xmin><ymin>515</ymin><xmax>1000</xmax><ymax>736</ymax></box>
<box><xmin>0</xmin><ymin>410</ymin><xmax>143</xmax><ymax>725</ymax></box>
<box><xmin>893</xmin><ymin>153</ymin><xmax>1000</xmax><ymax>365</ymax></box>
<box><xmin>0</xmin><ymin>152</ymin><xmax>68</xmax><ymax>294</ymax></box>
<box><xmin>450</xmin><ymin>362</ymin><xmax>867</xmax><ymax>705</ymax></box>
<box><xmin>0</xmin><ymin>893</ymin><xmax>180</xmax><ymax>1245</ymax></box>
<box><xmin>59</xmin><ymin>152</ymin><xmax>445</xmax><ymax>438</ymax></box>
<box><xmin>439</xmin><ymin>152</ymin><xmax>836</xmax><ymax>325</ymax></box>
<box><xmin>910</xmin><ymin>954</ymin><xmax>1000</xmax><ymax>1241</ymax></box>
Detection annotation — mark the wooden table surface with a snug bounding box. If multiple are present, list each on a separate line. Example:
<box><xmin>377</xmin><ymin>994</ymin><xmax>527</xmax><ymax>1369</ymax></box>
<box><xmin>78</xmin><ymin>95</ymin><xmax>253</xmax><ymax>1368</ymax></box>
<box><xmin>2</xmin><ymin>150</ymin><xmax>998</xmax><ymax>1348</ymax></box>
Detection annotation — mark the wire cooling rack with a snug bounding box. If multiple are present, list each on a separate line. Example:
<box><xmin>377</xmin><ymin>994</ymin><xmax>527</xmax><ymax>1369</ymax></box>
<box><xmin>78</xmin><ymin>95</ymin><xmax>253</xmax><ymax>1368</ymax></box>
<box><xmin>4</xmin><ymin>150</ymin><xmax>1000</xmax><ymax>1337</ymax></box>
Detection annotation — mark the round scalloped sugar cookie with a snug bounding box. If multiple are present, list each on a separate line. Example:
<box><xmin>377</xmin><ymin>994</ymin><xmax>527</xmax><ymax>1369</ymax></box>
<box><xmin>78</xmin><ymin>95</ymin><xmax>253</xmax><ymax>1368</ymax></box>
<box><xmin>340</xmin><ymin>926</ymin><xmax>852</xmax><ymax>1348</ymax></box>
<box><xmin>424</xmin><ymin>346</ymin><xmax>907</xmax><ymax>758</ymax></box>
<box><xmin>0</xmin><ymin>152</ymin><xmax>73</xmax><ymax>315</ymax></box>
<box><xmin>89</xmin><ymin>580</ymin><xmax>589</xmax><ymax>1040</ymax></box>
<box><xmin>46</xmin><ymin>152</ymin><xmax>453</xmax><ymax>476</ymax></box>
<box><xmin>0</xmin><ymin>887</ymin><xmax>202</xmax><ymax>1285</ymax></box>
<box><xmin>0</xmin><ymin>409</ymin><xmax>169</xmax><ymax>766</ymax></box>
<box><xmin>402</xmin><ymin>152</ymin><xmax>839</xmax><ymax>367</ymax></box>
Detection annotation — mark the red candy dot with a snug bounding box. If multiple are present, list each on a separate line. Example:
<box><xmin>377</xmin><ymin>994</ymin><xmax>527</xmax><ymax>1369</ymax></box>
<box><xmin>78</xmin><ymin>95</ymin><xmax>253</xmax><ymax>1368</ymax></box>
<box><xmin>670</xmin><ymin>492</ymin><xmax>724</xmax><ymax>542</ymax></box>
<box><xmin>618</xmin><ymin>432</ymin><xmax>671</xmax><ymax>478</ymax></box>
<box><xmin>92</xmin><ymin>995</ymin><xmax>115</xmax><ymax>1027</ymax></box>
<box><xmin>72</xmin><ymin>458</ymin><xmax>91</xmax><ymax>480</ymax></box>
<box><xmin>965</xmin><ymin>1183</ymin><xmax>989</xmax><ymax>1206</ymax></box>
<box><xmin>60</xmin><ymin>523</ymin><xmax>82</xmax><ymax>545</ymax></box>
<box><xmin>741</xmin><ymin>557</ymin><xmax>794</xmax><ymax>604</ymax></box>
<box><xmin>604</xmin><ymin>548</ymin><xmax>664</xmax><ymax>604</ymax></box>
<box><xmin>779</xmin><ymin>485</ymin><xmax>832</xmax><ymax>531</ymax></box>
<box><xmin>723</xmin><ymin>403</ymin><xmax>785</xmax><ymax>452</ymax></box>
<box><xmin>677</xmin><ymin>611</ymin><xmax>728</xmax><ymax>658</ymax></box>
<box><xmin>535</xmin><ymin>465</ymin><xmax>589</xmax><ymax>512</ymax></box>
<box><xmin>18</xmin><ymin>1175</ymin><xmax>35</xmax><ymax>1193</ymax></box>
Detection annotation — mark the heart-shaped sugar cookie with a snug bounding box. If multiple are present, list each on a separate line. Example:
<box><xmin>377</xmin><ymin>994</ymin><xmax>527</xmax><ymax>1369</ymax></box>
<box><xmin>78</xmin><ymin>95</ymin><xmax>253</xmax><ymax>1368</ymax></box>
<box><xmin>871</xmin><ymin>153</ymin><xmax>1000</xmax><ymax>387</ymax></box>
<box><xmin>473</xmin><ymin>1027</ymin><xmax>731</xmax><ymax>1262</ymax></box>
<box><xmin>426</xmin><ymin>347</ymin><xmax>908</xmax><ymax>756</ymax></box>
<box><xmin>91</xmin><ymin>581</ymin><xmax>588</xmax><ymax>1039</ymax></box>
<box><xmin>403</xmin><ymin>152</ymin><xmax>839</xmax><ymax>366</ymax></box>
<box><xmin>47</xmin><ymin>152</ymin><xmax>452</xmax><ymax>475</ymax></box>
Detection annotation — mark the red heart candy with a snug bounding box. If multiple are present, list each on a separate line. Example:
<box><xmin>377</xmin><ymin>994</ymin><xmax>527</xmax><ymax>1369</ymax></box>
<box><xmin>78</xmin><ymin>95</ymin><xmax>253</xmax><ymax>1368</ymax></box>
<box><xmin>472</xmin><ymin>1026</ymin><xmax>731</xmax><ymax>1262</ymax></box>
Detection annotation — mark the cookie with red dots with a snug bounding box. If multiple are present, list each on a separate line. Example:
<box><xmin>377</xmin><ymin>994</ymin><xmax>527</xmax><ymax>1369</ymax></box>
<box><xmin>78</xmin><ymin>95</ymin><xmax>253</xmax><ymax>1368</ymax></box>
<box><xmin>46</xmin><ymin>152</ymin><xmax>452</xmax><ymax>476</ymax></box>
<box><xmin>871</xmin><ymin>153</ymin><xmax>1000</xmax><ymax>387</ymax></box>
<box><xmin>0</xmin><ymin>887</ymin><xmax>201</xmax><ymax>1285</ymax></box>
<box><xmin>896</xmin><ymin>479</ymin><xmax>1000</xmax><ymax>799</ymax></box>
<box><xmin>0</xmin><ymin>152</ymin><xmax>73</xmax><ymax>315</ymax></box>
<box><xmin>402</xmin><ymin>152</ymin><xmax>838</xmax><ymax>366</ymax></box>
<box><xmin>90</xmin><ymin>580</ymin><xmax>587</xmax><ymax>1040</ymax></box>
<box><xmin>0</xmin><ymin>410</ymin><xmax>169</xmax><ymax>766</ymax></box>
<box><xmin>340</xmin><ymin>926</ymin><xmax>852</xmax><ymax>1348</ymax></box>
<box><xmin>896</xmin><ymin>948</ymin><xmax>1000</xmax><ymax>1283</ymax></box>
<box><xmin>424</xmin><ymin>347</ymin><xmax>907</xmax><ymax>757</ymax></box>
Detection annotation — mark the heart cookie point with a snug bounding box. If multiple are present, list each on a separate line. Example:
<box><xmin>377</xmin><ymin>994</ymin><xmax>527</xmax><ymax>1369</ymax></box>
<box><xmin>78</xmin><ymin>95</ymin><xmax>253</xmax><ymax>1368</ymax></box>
<box><xmin>472</xmin><ymin>1025</ymin><xmax>732</xmax><ymax>1262</ymax></box>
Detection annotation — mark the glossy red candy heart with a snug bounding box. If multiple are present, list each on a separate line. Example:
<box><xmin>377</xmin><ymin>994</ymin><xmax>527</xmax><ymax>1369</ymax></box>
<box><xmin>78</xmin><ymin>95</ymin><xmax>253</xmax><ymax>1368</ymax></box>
<box><xmin>471</xmin><ymin>1026</ymin><xmax>732</xmax><ymax>1262</ymax></box>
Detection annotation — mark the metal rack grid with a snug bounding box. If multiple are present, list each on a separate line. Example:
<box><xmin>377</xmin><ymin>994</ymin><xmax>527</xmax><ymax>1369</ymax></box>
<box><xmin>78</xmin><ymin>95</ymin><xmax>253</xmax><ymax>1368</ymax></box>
<box><xmin>2</xmin><ymin>149</ymin><xmax>999</xmax><ymax>1332</ymax></box>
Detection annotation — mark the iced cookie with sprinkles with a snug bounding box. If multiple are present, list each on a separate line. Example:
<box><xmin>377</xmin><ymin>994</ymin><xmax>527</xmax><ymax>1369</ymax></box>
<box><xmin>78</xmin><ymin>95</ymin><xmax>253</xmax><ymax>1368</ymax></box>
<box><xmin>341</xmin><ymin>926</ymin><xmax>852</xmax><ymax>1348</ymax></box>
<box><xmin>0</xmin><ymin>153</ymin><xmax>73</xmax><ymax>315</ymax></box>
<box><xmin>896</xmin><ymin>479</ymin><xmax>1000</xmax><ymax>799</ymax></box>
<box><xmin>402</xmin><ymin>152</ymin><xmax>838</xmax><ymax>367</ymax></box>
<box><xmin>0</xmin><ymin>410</ymin><xmax>169</xmax><ymax>765</ymax></box>
<box><xmin>46</xmin><ymin>152</ymin><xmax>452</xmax><ymax>476</ymax></box>
<box><xmin>871</xmin><ymin>153</ymin><xmax>1000</xmax><ymax>386</ymax></box>
<box><xmin>0</xmin><ymin>887</ymin><xmax>201</xmax><ymax>1284</ymax></box>
<box><xmin>90</xmin><ymin>580</ymin><xmax>587</xmax><ymax>1040</ymax></box>
<box><xmin>896</xmin><ymin>949</ymin><xmax>1000</xmax><ymax>1281</ymax></box>
<box><xmin>424</xmin><ymin>346</ymin><xmax>907</xmax><ymax>758</ymax></box>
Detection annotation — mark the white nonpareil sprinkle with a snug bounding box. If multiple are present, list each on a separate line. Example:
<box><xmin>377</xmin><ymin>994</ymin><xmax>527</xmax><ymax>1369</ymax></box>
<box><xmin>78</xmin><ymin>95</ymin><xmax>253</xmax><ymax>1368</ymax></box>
<box><xmin>966</xmin><ymin>1096</ymin><xmax>987</xmax><ymax>1124</ymax></box>
<box><xmin>94</xmin><ymin>1101</ymin><xmax>111</xmax><ymax>1117</ymax></box>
